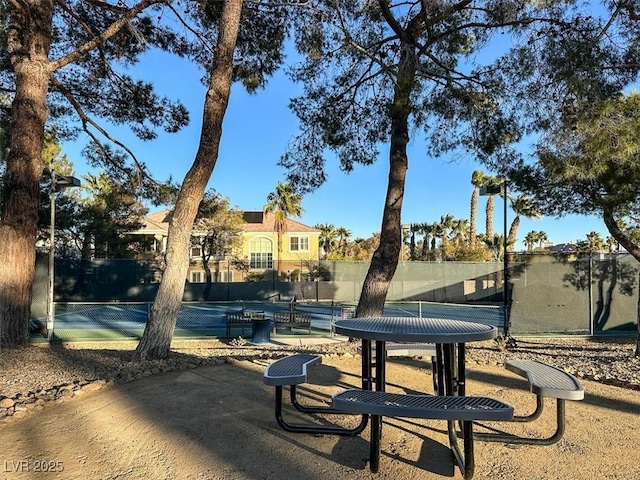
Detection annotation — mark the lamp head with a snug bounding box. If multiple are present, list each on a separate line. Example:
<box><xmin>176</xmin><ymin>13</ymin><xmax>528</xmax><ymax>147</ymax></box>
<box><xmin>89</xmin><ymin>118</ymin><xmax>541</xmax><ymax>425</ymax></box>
<box><xmin>479</xmin><ymin>184</ymin><xmax>502</xmax><ymax>196</ymax></box>
<box><xmin>54</xmin><ymin>175</ymin><xmax>81</xmax><ymax>191</ymax></box>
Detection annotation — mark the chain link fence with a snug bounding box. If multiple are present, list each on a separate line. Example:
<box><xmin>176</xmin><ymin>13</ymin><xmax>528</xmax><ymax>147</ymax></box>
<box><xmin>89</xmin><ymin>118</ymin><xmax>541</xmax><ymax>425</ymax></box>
<box><xmin>30</xmin><ymin>253</ymin><xmax>639</xmax><ymax>341</ymax></box>
<box><xmin>35</xmin><ymin>300</ymin><xmax>504</xmax><ymax>342</ymax></box>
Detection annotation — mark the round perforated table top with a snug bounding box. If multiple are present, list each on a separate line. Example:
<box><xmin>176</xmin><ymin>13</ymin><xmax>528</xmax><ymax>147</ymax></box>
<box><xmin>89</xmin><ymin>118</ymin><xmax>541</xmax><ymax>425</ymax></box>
<box><xmin>334</xmin><ymin>317</ymin><xmax>497</xmax><ymax>343</ymax></box>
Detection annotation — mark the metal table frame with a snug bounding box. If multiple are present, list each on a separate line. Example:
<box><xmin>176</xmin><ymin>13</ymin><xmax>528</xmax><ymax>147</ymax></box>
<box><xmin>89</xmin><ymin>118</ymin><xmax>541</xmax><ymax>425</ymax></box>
<box><xmin>334</xmin><ymin>317</ymin><xmax>497</xmax><ymax>474</ymax></box>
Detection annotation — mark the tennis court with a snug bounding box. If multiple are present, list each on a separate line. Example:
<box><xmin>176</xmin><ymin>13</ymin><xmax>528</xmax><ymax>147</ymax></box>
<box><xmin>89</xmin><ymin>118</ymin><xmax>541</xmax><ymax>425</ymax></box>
<box><xmin>35</xmin><ymin>300</ymin><xmax>504</xmax><ymax>342</ymax></box>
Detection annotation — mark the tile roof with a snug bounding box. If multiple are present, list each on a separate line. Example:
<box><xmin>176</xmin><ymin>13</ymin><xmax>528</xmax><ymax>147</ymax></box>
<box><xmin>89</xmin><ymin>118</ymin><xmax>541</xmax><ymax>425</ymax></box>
<box><xmin>134</xmin><ymin>210</ymin><xmax>170</xmax><ymax>233</ymax></box>
<box><xmin>136</xmin><ymin>210</ymin><xmax>319</xmax><ymax>234</ymax></box>
<box><xmin>243</xmin><ymin>212</ymin><xmax>319</xmax><ymax>233</ymax></box>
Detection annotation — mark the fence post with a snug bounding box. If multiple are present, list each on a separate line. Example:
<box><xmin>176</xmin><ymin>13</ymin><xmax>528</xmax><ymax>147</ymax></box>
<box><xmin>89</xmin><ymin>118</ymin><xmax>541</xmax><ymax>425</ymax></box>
<box><xmin>588</xmin><ymin>254</ymin><xmax>594</xmax><ymax>336</ymax></box>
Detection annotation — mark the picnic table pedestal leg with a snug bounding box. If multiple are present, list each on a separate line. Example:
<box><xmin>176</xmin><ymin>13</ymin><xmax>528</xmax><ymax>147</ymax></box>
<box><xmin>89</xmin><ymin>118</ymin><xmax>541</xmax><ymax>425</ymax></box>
<box><xmin>436</xmin><ymin>343</ymin><xmax>465</xmax><ymax>396</ymax></box>
<box><xmin>369</xmin><ymin>340</ymin><xmax>386</xmax><ymax>473</ymax></box>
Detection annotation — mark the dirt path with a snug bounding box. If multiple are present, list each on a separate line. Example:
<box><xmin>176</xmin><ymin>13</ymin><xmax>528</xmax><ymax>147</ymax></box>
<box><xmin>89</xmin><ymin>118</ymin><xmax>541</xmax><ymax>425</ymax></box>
<box><xmin>1</xmin><ymin>355</ymin><xmax>639</xmax><ymax>480</ymax></box>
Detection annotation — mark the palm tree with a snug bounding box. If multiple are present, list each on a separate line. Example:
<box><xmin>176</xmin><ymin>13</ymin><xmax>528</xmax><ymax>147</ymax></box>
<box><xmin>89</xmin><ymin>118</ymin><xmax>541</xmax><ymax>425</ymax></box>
<box><xmin>451</xmin><ymin>218</ymin><xmax>469</xmax><ymax>247</ymax></box>
<box><xmin>536</xmin><ymin>231</ymin><xmax>549</xmax><ymax>249</ymax></box>
<box><xmin>470</xmin><ymin>170</ymin><xmax>488</xmax><ymax>246</ymax></box>
<box><xmin>315</xmin><ymin>223</ymin><xmax>338</xmax><ymax>259</ymax></box>
<box><xmin>349</xmin><ymin>233</ymin><xmax>380</xmax><ymax>260</ymax></box>
<box><xmin>402</xmin><ymin>225</ymin><xmax>412</xmax><ymax>260</ymax></box>
<box><xmin>585</xmin><ymin>231</ymin><xmax>605</xmax><ymax>252</ymax></box>
<box><xmin>264</xmin><ymin>181</ymin><xmax>304</xmax><ymax>276</ymax></box>
<box><xmin>336</xmin><ymin>226</ymin><xmax>352</xmax><ymax>258</ymax></box>
<box><xmin>405</xmin><ymin>223</ymin><xmax>421</xmax><ymax>260</ymax></box>
<box><xmin>507</xmin><ymin>195</ymin><xmax>541</xmax><ymax>251</ymax></box>
<box><xmin>350</xmin><ymin>238</ymin><xmax>369</xmax><ymax>260</ymax></box>
<box><xmin>482</xmin><ymin>175</ymin><xmax>500</xmax><ymax>239</ymax></box>
<box><xmin>419</xmin><ymin>223</ymin><xmax>433</xmax><ymax>259</ymax></box>
<box><xmin>431</xmin><ymin>222</ymin><xmax>445</xmax><ymax>250</ymax></box>
<box><xmin>524</xmin><ymin>231</ymin><xmax>537</xmax><ymax>252</ymax></box>
<box><xmin>483</xmin><ymin>233</ymin><xmax>504</xmax><ymax>261</ymax></box>
<box><xmin>440</xmin><ymin>214</ymin><xmax>455</xmax><ymax>248</ymax></box>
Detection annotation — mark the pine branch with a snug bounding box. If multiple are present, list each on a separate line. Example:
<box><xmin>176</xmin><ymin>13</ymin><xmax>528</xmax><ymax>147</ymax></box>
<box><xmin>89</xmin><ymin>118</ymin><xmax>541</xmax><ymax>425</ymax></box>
<box><xmin>49</xmin><ymin>0</ymin><xmax>168</xmax><ymax>72</ymax></box>
<box><xmin>50</xmin><ymin>75</ymin><xmax>149</xmax><ymax>181</ymax></box>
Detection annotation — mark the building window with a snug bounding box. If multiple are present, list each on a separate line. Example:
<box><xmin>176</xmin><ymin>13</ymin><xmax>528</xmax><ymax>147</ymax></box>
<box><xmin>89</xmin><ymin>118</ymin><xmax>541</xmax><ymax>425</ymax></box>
<box><xmin>191</xmin><ymin>271</ymin><xmax>204</xmax><ymax>283</ymax></box>
<box><xmin>250</xmin><ymin>252</ymin><xmax>273</xmax><ymax>269</ymax></box>
<box><xmin>249</xmin><ymin>237</ymin><xmax>273</xmax><ymax>269</ymax></box>
<box><xmin>289</xmin><ymin>236</ymin><xmax>309</xmax><ymax>252</ymax></box>
<box><xmin>191</xmin><ymin>246</ymin><xmax>202</xmax><ymax>258</ymax></box>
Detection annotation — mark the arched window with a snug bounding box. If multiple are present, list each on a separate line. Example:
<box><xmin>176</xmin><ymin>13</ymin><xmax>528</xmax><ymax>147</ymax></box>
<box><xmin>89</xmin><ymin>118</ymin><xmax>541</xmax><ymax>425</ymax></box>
<box><xmin>249</xmin><ymin>237</ymin><xmax>273</xmax><ymax>269</ymax></box>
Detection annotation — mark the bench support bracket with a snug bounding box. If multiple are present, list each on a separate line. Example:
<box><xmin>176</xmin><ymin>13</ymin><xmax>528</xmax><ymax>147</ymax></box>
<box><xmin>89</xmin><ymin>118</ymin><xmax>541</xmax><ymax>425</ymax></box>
<box><xmin>474</xmin><ymin>397</ymin><xmax>567</xmax><ymax>446</ymax></box>
<box><xmin>449</xmin><ymin>420</ymin><xmax>476</xmax><ymax>480</ymax></box>
<box><xmin>274</xmin><ymin>385</ymin><xmax>368</xmax><ymax>436</ymax></box>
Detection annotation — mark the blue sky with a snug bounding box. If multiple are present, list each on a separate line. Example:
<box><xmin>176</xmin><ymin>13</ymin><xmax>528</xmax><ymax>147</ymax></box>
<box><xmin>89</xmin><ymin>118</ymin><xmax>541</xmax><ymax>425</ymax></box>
<box><xmin>63</xmin><ymin>49</ymin><xmax>611</xmax><ymax>251</ymax></box>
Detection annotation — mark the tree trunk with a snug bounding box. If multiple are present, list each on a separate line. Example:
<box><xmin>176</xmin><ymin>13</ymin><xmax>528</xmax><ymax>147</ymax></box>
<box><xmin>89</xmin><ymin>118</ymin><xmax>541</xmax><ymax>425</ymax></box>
<box><xmin>133</xmin><ymin>0</ymin><xmax>243</xmax><ymax>360</ymax></box>
<box><xmin>470</xmin><ymin>189</ymin><xmax>478</xmax><ymax>246</ymax></box>
<box><xmin>409</xmin><ymin>231</ymin><xmax>415</xmax><ymax>260</ymax></box>
<box><xmin>0</xmin><ymin>0</ymin><xmax>54</xmax><ymax>348</ymax></box>
<box><xmin>356</xmin><ymin>44</ymin><xmax>416</xmax><ymax>317</ymax></box>
<box><xmin>601</xmin><ymin>211</ymin><xmax>640</xmax><ymax>356</ymax></box>
<box><xmin>277</xmin><ymin>231</ymin><xmax>282</xmax><ymax>279</ymax></box>
<box><xmin>485</xmin><ymin>196</ymin><xmax>495</xmax><ymax>239</ymax></box>
<box><xmin>636</xmin><ymin>272</ymin><xmax>640</xmax><ymax>357</ymax></box>
<box><xmin>421</xmin><ymin>232</ymin><xmax>429</xmax><ymax>258</ymax></box>
<box><xmin>507</xmin><ymin>216</ymin><xmax>520</xmax><ymax>251</ymax></box>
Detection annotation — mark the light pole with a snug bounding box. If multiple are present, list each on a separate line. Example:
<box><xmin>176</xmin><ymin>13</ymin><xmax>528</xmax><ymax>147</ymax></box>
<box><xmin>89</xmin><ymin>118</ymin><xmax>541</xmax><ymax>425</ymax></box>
<box><xmin>480</xmin><ymin>180</ymin><xmax>510</xmax><ymax>340</ymax></box>
<box><xmin>227</xmin><ymin>258</ymin><xmax>231</xmax><ymax>301</ymax></box>
<box><xmin>48</xmin><ymin>171</ymin><xmax>81</xmax><ymax>342</ymax></box>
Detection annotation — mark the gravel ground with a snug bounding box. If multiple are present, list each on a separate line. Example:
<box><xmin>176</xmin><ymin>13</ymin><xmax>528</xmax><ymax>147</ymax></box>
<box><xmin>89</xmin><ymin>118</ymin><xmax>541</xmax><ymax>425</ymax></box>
<box><xmin>1</xmin><ymin>336</ymin><xmax>639</xmax><ymax>410</ymax></box>
<box><xmin>1</xmin><ymin>335</ymin><xmax>639</xmax><ymax>480</ymax></box>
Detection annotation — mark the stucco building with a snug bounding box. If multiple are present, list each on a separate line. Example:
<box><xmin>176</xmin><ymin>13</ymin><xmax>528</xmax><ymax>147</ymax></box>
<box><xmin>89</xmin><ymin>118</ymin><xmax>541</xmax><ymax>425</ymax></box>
<box><xmin>131</xmin><ymin>210</ymin><xmax>321</xmax><ymax>283</ymax></box>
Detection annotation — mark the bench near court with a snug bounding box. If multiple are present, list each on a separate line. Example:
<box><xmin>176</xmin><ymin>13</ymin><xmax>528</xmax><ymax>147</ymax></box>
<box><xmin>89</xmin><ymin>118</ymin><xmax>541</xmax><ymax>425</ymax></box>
<box><xmin>272</xmin><ymin>311</ymin><xmax>312</xmax><ymax>334</ymax></box>
<box><xmin>225</xmin><ymin>310</ymin><xmax>265</xmax><ymax>336</ymax></box>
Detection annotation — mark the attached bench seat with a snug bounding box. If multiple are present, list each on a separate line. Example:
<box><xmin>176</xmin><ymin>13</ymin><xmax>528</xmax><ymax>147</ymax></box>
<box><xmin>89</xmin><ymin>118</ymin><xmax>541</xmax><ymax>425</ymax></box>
<box><xmin>225</xmin><ymin>310</ymin><xmax>265</xmax><ymax>336</ymax></box>
<box><xmin>332</xmin><ymin>389</ymin><xmax>513</xmax><ymax>421</ymax></box>
<box><xmin>272</xmin><ymin>311</ymin><xmax>312</xmax><ymax>334</ymax></box>
<box><xmin>475</xmin><ymin>359</ymin><xmax>584</xmax><ymax>445</ymax></box>
<box><xmin>264</xmin><ymin>353</ymin><xmax>321</xmax><ymax>386</ymax></box>
<box><xmin>505</xmin><ymin>359</ymin><xmax>584</xmax><ymax>400</ymax></box>
<box><xmin>263</xmin><ymin>354</ymin><xmax>367</xmax><ymax>436</ymax></box>
<box><xmin>333</xmin><ymin>388</ymin><xmax>512</xmax><ymax>480</ymax></box>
